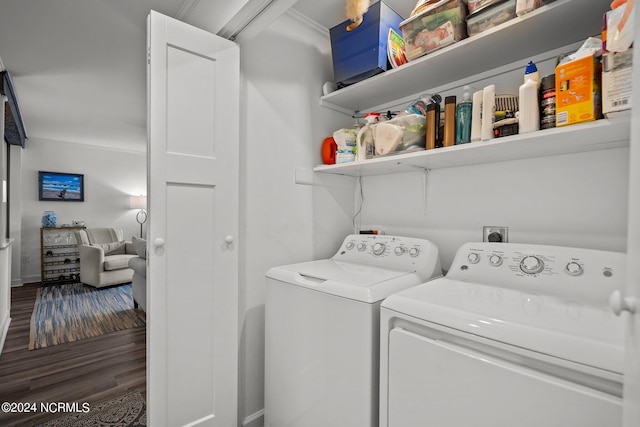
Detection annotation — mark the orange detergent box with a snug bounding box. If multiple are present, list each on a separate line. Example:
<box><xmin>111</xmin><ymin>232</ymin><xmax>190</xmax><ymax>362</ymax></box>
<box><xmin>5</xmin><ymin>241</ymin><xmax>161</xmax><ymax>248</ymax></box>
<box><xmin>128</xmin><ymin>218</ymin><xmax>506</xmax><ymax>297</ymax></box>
<box><xmin>555</xmin><ymin>54</ymin><xmax>602</xmax><ymax>127</ymax></box>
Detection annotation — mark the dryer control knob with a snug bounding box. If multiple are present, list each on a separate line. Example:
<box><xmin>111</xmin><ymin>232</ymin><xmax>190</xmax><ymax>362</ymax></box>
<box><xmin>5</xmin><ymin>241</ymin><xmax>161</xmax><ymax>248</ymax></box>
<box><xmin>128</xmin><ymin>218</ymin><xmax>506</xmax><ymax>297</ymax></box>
<box><xmin>345</xmin><ymin>242</ymin><xmax>355</xmax><ymax>250</ymax></box>
<box><xmin>467</xmin><ymin>253</ymin><xmax>480</xmax><ymax>264</ymax></box>
<box><xmin>357</xmin><ymin>243</ymin><xmax>367</xmax><ymax>251</ymax></box>
<box><xmin>408</xmin><ymin>247</ymin><xmax>420</xmax><ymax>257</ymax></box>
<box><xmin>489</xmin><ymin>255</ymin><xmax>503</xmax><ymax>266</ymax></box>
<box><xmin>394</xmin><ymin>246</ymin><xmax>405</xmax><ymax>255</ymax></box>
<box><xmin>565</xmin><ymin>262</ymin><xmax>583</xmax><ymax>276</ymax></box>
<box><xmin>373</xmin><ymin>242</ymin><xmax>386</xmax><ymax>255</ymax></box>
<box><xmin>520</xmin><ymin>256</ymin><xmax>544</xmax><ymax>274</ymax></box>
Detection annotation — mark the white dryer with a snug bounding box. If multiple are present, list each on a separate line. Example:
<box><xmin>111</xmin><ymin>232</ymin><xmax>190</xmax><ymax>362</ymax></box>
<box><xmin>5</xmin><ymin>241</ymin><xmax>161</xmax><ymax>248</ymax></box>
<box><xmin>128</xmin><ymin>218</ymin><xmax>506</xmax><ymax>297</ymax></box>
<box><xmin>380</xmin><ymin>242</ymin><xmax>626</xmax><ymax>427</ymax></box>
<box><xmin>264</xmin><ymin>234</ymin><xmax>442</xmax><ymax>427</ymax></box>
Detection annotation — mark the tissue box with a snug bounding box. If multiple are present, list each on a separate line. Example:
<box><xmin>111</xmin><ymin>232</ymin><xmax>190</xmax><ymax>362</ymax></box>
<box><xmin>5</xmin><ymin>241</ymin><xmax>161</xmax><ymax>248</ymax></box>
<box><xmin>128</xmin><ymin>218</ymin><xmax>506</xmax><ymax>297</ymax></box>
<box><xmin>330</xmin><ymin>1</ymin><xmax>404</xmax><ymax>87</ymax></box>
<box><xmin>555</xmin><ymin>54</ymin><xmax>602</xmax><ymax>127</ymax></box>
<box><xmin>400</xmin><ymin>0</ymin><xmax>468</xmax><ymax>61</ymax></box>
<box><xmin>602</xmin><ymin>49</ymin><xmax>633</xmax><ymax>115</ymax></box>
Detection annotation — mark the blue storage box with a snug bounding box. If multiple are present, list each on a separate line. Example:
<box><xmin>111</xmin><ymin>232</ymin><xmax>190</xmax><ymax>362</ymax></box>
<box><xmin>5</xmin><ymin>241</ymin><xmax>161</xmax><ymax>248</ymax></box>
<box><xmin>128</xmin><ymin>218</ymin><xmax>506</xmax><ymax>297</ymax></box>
<box><xmin>330</xmin><ymin>1</ymin><xmax>404</xmax><ymax>87</ymax></box>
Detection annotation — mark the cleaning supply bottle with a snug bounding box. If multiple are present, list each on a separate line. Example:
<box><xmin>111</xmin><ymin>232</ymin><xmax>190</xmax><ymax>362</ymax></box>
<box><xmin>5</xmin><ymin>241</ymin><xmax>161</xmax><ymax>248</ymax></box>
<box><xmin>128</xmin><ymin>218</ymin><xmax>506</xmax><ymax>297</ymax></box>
<box><xmin>456</xmin><ymin>86</ymin><xmax>473</xmax><ymax>144</ymax></box>
<box><xmin>518</xmin><ymin>61</ymin><xmax>540</xmax><ymax>134</ymax></box>
<box><xmin>471</xmin><ymin>89</ymin><xmax>483</xmax><ymax>142</ymax></box>
<box><xmin>426</xmin><ymin>103</ymin><xmax>439</xmax><ymax>150</ymax></box>
<box><xmin>443</xmin><ymin>96</ymin><xmax>457</xmax><ymax>147</ymax></box>
<box><xmin>481</xmin><ymin>84</ymin><xmax>495</xmax><ymax>141</ymax></box>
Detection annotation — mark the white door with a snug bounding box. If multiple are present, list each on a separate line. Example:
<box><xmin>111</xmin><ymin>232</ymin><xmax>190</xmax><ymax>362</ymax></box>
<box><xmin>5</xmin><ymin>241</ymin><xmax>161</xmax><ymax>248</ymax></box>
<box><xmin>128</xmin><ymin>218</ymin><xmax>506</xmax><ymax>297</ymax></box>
<box><xmin>622</xmin><ymin>3</ymin><xmax>640</xmax><ymax>426</ymax></box>
<box><xmin>147</xmin><ymin>10</ymin><xmax>239</xmax><ymax>427</ymax></box>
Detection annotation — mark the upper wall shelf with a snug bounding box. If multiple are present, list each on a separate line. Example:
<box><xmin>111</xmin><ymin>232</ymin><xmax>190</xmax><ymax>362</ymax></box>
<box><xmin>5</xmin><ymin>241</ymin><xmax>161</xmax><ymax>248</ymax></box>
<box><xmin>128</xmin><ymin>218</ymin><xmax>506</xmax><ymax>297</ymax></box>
<box><xmin>313</xmin><ymin>115</ymin><xmax>630</xmax><ymax>177</ymax></box>
<box><xmin>319</xmin><ymin>0</ymin><xmax>610</xmax><ymax>113</ymax></box>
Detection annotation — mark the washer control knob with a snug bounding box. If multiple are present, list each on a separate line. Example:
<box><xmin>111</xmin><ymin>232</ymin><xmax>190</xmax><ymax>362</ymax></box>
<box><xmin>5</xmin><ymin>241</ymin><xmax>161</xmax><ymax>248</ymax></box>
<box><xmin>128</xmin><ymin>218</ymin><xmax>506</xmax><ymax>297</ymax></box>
<box><xmin>345</xmin><ymin>242</ymin><xmax>355</xmax><ymax>250</ymax></box>
<box><xmin>489</xmin><ymin>255</ymin><xmax>503</xmax><ymax>266</ymax></box>
<box><xmin>394</xmin><ymin>246</ymin><xmax>405</xmax><ymax>256</ymax></box>
<box><xmin>520</xmin><ymin>256</ymin><xmax>544</xmax><ymax>274</ymax></box>
<box><xmin>565</xmin><ymin>262</ymin><xmax>583</xmax><ymax>276</ymax></box>
<box><xmin>357</xmin><ymin>243</ymin><xmax>367</xmax><ymax>251</ymax></box>
<box><xmin>467</xmin><ymin>253</ymin><xmax>480</xmax><ymax>264</ymax></box>
<box><xmin>373</xmin><ymin>243</ymin><xmax>386</xmax><ymax>255</ymax></box>
<box><xmin>408</xmin><ymin>247</ymin><xmax>420</xmax><ymax>257</ymax></box>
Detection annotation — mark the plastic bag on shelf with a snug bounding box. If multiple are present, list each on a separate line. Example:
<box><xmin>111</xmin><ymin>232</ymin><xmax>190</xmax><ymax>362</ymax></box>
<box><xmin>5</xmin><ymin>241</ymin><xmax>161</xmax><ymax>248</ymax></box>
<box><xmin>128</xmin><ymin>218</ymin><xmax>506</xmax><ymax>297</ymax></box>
<box><xmin>607</xmin><ymin>0</ymin><xmax>634</xmax><ymax>52</ymax></box>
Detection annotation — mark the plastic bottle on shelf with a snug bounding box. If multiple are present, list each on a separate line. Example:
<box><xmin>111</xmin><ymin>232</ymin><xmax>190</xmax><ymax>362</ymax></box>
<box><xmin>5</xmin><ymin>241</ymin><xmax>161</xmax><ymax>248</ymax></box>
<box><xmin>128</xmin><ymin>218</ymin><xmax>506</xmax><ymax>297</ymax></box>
<box><xmin>471</xmin><ymin>89</ymin><xmax>483</xmax><ymax>142</ymax></box>
<box><xmin>456</xmin><ymin>86</ymin><xmax>473</xmax><ymax>144</ymax></box>
<box><xmin>426</xmin><ymin>103</ymin><xmax>440</xmax><ymax>150</ymax></box>
<box><xmin>518</xmin><ymin>61</ymin><xmax>541</xmax><ymax>134</ymax></box>
<box><xmin>481</xmin><ymin>84</ymin><xmax>495</xmax><ymax>141</ymax></box>
<box><xmin>443</xmin><ymin>96</ymin><xmax>457</xmax><ymax>147</ymax></box>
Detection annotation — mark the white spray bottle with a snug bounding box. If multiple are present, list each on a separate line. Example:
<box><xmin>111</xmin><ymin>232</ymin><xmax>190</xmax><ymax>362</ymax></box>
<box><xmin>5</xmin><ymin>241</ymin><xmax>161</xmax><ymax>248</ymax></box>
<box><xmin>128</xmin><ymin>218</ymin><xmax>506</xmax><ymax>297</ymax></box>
<box><xmin>518</xmin><ymin>61</ymin><xmax>540</xmax><ymax>134</ymax></box>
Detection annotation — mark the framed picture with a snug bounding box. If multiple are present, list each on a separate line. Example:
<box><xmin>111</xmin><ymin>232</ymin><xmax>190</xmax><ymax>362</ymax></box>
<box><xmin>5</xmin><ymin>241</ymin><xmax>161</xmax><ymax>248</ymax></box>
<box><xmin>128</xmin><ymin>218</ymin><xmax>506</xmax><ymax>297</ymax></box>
<box><xmin>38</xmin><ymin>171</ymin><xmax>84</xmax><ymax>202</ymax></box>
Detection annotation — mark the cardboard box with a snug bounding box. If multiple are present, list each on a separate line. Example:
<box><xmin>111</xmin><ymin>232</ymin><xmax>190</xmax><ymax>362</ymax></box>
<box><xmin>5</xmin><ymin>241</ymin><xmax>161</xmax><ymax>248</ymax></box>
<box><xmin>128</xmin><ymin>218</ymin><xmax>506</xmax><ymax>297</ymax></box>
<box><xmin>602</xmin><ymin>49</ymin><xmax>633</xmax><ymax>115</ymax></box>
<box><xmin>400</xmin><ymin>0</ymin><xmax>468</xmax><ymax>61</ymax></box>
<box><xmin>555</xmin><ymin>54</ymin><xmax>602</xmax><ymax>127</ymax></box>
<box><xmin>330</xmin><ymin>1</ymin><xmax>404</xmax><ymax>87</ymax></box>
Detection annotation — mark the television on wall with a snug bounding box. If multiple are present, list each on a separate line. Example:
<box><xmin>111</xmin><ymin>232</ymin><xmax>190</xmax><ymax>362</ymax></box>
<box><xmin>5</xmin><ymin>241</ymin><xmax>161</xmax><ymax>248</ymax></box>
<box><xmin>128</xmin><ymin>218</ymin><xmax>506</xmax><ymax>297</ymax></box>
<box><xmin>38</xmin><ymin>171</ymin><xmax>84</xmax><ymax>202</ymax></box>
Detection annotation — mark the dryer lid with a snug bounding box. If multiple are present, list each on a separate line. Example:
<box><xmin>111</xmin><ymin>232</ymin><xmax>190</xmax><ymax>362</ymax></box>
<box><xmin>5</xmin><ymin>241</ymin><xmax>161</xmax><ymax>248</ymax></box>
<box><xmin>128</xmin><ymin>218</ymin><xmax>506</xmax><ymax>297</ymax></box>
<box><xmin>382</xmin><ymin>278</ymin><xmax>625</xmax><ymax>374</ymax></box>
<box><xmin>266</xmin><ymin>259</ymin><xmax>420</xmax><ymax>303</ymax></box>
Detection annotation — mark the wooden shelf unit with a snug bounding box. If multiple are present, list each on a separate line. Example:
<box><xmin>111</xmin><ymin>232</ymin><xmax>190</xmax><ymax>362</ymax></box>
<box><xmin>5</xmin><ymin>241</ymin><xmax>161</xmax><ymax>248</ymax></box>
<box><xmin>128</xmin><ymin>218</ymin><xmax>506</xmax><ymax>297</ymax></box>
<box><xmin>40</xmin><ymin>226</ymin><xmax>85</xmax><ymax>285</ymax></box>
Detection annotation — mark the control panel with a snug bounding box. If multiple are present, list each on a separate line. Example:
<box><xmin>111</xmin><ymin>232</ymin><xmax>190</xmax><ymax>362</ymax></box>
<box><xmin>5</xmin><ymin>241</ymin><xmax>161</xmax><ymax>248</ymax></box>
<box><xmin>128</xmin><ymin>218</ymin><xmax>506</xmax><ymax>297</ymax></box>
<box><xmin>448</xmin><ymin>242</ymin><xmax>626</xmax><ymax>304</ymax></box>
<box><xmin>335</xmin><ymin>234</ymin><xmax>442</xmax><ymax>280</ymax></box>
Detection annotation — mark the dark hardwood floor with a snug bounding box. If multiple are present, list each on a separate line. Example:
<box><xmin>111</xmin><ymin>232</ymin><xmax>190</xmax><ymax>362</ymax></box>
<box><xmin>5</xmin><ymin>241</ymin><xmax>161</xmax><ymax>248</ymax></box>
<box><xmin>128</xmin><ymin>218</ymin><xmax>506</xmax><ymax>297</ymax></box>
<box><xmin>0</xmin><ymin>283</ymin><xmax>146</xmax><ymax>426</ymax></box>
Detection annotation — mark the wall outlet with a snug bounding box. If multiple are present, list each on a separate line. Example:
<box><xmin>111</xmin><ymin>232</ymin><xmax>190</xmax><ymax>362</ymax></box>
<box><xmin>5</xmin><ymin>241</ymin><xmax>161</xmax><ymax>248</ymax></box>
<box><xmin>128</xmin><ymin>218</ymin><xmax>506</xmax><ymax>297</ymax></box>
<box><xmin>483</xmin><ymin>226</ymin><xmax>509</xmax><ymax>243</ymax></box>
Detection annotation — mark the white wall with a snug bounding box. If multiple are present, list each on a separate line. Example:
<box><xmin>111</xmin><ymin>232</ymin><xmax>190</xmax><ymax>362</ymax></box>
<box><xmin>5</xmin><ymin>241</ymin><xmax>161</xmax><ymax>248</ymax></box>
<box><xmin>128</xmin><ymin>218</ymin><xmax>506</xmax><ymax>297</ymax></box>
<box><xmin>9</xmin><ymin>144</ymin><xmax>22</xmax><ymax>285</ymax></box>
<box><xmin>238</xmin><ymin>11</ymin><xmax>355</xmax><ymax>426</ymax></box>
<box><xmin>19</xmin><ymin>138</ymin><xmax>146</xmax><ymax>284</ymax></box>
<box><xmin>357</xmin><ymin>147</ymin><xmax>629</xmax><ymax>271</ymax></box>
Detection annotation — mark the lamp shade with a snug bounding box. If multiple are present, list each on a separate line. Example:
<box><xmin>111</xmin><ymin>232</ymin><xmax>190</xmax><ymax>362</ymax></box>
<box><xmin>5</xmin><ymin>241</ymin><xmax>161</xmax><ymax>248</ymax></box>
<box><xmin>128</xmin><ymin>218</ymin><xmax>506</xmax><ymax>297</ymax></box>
<box><xmin>130</xmin><ymin>195</ymin><xmax>147</xmax><ymax>210</ymax></box>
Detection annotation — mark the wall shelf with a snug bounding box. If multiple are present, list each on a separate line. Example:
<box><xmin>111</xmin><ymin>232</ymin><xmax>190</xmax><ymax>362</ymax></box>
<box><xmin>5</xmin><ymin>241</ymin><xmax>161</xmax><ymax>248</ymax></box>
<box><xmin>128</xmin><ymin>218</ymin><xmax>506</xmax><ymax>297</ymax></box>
<box><xmin>320</xmin><ymin>0</ymin><xmax>609</xmax><ymax>113</ymax></box>
<box><xmin>313</xmin><ymin>114</ymin><xmax>630</xmax><ymax>177</ymax></box>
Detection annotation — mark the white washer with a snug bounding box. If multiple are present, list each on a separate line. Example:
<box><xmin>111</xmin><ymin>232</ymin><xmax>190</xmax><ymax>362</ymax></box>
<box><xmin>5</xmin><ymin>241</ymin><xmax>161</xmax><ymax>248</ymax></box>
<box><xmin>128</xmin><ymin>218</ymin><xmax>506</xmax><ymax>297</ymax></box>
<box><xmin>264</xmin><ymin>234</ymin><xmax>442</xmax><ymax>427</ymax></box>
<box><xmin>380</xmin><ymin>242</ymin><xmax>626</xmax><ymax>427</ymax></box>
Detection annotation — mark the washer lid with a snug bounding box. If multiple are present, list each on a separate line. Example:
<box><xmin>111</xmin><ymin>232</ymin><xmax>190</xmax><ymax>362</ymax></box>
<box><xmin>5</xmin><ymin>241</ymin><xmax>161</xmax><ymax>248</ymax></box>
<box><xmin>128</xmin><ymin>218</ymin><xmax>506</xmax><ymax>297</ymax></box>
<box><xmin>382</xmin><ymin>278</ymin><xmax>625</xmax><ymax>374</ymax></box>
<box><xmin>266</xmin><ymin>259</ymin><xmax>420</xmax><ymax>303</ymax></box>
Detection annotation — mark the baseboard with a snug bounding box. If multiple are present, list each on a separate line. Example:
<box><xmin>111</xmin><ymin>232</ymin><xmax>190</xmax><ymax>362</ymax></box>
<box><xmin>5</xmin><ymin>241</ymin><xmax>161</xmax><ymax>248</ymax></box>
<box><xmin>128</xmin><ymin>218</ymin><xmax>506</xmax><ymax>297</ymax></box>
<box><xmin>0</xmin><ymin>315</ymin><xmax>11</xmax><ymax>355</ymax></box>
<box><xmin>22</xmin><ymin>274</ymin><xmax>40</xmax><ymax>285</ymax></box>
<box><xmin>242</xmin><ymin>409</ymin><xmax>264</xmax><ymax>427</ymax></box>
<box><xmin>11</xmin><ymin>278</ymin><xmax>23</xmax><ymax>287</ymax></box>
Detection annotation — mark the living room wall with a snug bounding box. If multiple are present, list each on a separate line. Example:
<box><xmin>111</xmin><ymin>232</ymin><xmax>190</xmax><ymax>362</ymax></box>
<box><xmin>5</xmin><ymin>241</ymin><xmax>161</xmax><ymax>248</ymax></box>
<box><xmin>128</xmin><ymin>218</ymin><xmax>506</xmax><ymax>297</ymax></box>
<box><xmin>15</xmin><ymin>137</ymin><xmax>146</xmax><ymax>285</ymax></box>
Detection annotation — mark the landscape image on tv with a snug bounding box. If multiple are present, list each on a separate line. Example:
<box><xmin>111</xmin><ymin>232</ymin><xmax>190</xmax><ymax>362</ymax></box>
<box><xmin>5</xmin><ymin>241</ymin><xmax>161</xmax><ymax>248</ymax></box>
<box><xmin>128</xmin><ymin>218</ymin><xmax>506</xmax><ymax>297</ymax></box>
<box><xmin>39</xmin><ymin>171</ymin><xmax>84</xmax><ymax>201</ymax></box>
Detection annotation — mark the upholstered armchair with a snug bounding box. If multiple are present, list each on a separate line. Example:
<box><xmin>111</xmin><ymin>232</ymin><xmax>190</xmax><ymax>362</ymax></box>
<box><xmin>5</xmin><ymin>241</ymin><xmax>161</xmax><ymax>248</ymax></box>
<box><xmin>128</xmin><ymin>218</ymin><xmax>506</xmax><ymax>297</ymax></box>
<box><xmin>128</xmin><ymin>236</ymin><xmax>147</xmax><ymax>311</ymax></box>
<box><xmin>74</xmin><ymin>228</ymin><xmax>136</xmax><ymax>288</ymax></box>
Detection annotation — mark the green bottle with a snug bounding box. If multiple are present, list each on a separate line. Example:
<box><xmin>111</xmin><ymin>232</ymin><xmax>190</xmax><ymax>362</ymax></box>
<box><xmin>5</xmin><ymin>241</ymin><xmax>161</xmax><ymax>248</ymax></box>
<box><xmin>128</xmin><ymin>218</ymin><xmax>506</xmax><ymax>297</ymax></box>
<box><xmin>456</xmin><ymin>86</ymin><xmax>473</xmax><ymax>144</ymax></box>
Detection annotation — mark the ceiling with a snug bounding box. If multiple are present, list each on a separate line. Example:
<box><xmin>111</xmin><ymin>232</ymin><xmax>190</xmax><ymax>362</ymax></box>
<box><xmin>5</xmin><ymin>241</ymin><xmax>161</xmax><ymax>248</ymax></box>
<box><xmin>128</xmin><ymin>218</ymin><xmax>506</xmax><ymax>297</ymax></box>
<box><xmin>0</xmin><ymin>0</ymin><xmax>418</xmax><ymax>152</ymax></box>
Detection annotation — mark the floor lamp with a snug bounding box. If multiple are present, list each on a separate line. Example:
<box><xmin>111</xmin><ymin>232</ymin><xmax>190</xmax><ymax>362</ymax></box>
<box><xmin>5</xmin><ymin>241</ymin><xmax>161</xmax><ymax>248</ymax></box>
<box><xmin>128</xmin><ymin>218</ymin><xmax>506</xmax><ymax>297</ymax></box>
<box><xmin>130</xmin><ymin>195</ymin><xmax>147</xmax><ymax>238</ymax></box>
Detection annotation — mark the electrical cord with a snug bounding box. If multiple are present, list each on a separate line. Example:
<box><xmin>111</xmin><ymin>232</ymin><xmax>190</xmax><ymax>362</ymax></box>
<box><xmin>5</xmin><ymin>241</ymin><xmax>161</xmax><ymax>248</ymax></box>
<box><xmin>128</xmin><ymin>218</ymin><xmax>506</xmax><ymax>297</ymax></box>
<box><xmin>352</xmin><ymin>176</ymin><xmax>364</xmax><ymax>232</ymax></box>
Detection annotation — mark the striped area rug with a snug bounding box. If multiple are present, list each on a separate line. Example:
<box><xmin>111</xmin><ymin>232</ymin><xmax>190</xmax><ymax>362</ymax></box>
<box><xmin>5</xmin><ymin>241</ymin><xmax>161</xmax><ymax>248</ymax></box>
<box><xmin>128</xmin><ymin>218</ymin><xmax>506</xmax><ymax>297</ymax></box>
<box><xmin>29</xmin><ymin>283</ymin><xmax>146</xmax><ymax>350</ymax></box>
